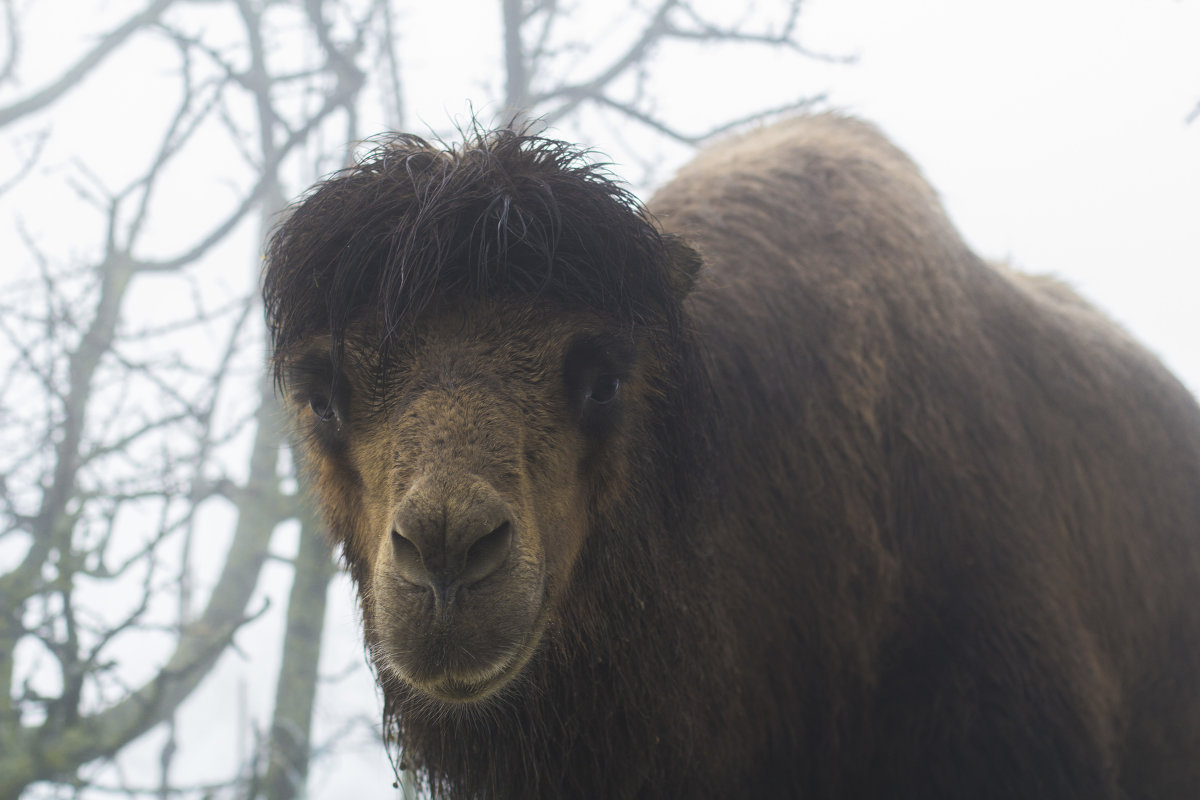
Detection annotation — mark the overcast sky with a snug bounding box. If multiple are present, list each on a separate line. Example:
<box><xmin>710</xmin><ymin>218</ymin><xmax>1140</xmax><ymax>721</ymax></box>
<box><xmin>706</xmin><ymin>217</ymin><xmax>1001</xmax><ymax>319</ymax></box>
<box><xmin>791</xmin><ymin>0</ymin><xmax>1200</xmax><ymax>396</ymax></box>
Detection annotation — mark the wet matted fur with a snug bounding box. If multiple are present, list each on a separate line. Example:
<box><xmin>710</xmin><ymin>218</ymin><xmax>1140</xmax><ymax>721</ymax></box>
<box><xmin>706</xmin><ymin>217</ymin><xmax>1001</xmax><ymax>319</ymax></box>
<box><xmin>263</xmin><ymin>115</ymin><xmax>1200</xmax><ymax>799</ymax></box>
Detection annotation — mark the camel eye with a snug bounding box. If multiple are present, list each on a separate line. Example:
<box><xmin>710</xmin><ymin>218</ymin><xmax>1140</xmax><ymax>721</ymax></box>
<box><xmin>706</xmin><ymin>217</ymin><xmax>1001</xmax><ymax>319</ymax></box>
<box><xmin>286</xmin><ymin>351</ymin><xmax>349</xmax><ymax>441</ymax></box>
<box><xmin>304</xmin><ymin>383</ymin><xmax>348</xmax><ymax>450</ymax></box>
<box><xmin>309</xmin><ymin>392</ymin><xmax>337</xmax><ymax>422</ymax></box>
<box><xmin>587</xmin><ymin>375</ymin><xmax>620</xmax><ymax>405</ymax></box>
<box><xmin>564</xmin><ymin>335</ymin><xmax>632</xmax><ymax>435</ymax></box>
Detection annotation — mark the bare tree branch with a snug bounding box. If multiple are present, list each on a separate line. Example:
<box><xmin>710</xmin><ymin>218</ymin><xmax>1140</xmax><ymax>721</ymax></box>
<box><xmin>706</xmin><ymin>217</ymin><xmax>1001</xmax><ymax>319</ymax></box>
<box><xmin>587</xmin><ymin>91</ymin><xmax>827</xmax><ymax>145</ymax></box>
<box><xmin>0</xmin><ymin>0</ymin><xmax>19</xmax><ymax>86</ymax></box>
<box><xmin>262</xmin><ymin>509</ymin><xmax>335</xmax><ymax>800</ymax></box>
<box><xmin>0</xmin><ymin>128</ymin><xmax>49</xmax><ymax>196</ymax></box>
<box><xmin>503</xmin><ymin>0</ymin><xmax>532</xmax><ymax>114</ymax></box>
<box><xmin>525</xmin><ymin>0</ymin><xmax>561</xmax><ymax>77</ymax></box>
<box><xmin>663</xmin><ymin>0</ymin><xmax>846</xmax><ymax>63</ymax></box>
<box><xmin>379</xmin><ymin>0</ymin><xmax>406</xmax><ymax>128</ymax></box>
<box><xmin>0</xmin><ymin>0</ymin><xmax>178</xmax><ymax>129</ymax></box>
<box><xmin>534</xmin><ymin>0</ymin><xmax>678</xmax><ymax>123</ymax></box>
<box><xmin>0</xmin><ymin>2</ymin><xmax>367</xmax><ymax>794</ymax></box>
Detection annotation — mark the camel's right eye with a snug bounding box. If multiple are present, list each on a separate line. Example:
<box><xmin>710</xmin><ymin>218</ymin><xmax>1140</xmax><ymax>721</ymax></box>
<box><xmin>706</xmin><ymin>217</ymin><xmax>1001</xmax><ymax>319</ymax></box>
<box><xmin>303</xmin><ymin>381</ymin><xmax>349</xmax><ymax>450</ymax></box>
<box><xmin>287</xmin><ymin>352</ymin><xmax>349</xmax><ymax>441</ymax></box>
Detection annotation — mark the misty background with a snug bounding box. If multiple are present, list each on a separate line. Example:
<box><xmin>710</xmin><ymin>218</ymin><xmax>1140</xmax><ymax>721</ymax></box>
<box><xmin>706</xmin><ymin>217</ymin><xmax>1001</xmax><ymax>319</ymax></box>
<box><xmin>1</xmin><ymin>1</ymin><xmax>1197</xmax><ymax>798</ymax></box>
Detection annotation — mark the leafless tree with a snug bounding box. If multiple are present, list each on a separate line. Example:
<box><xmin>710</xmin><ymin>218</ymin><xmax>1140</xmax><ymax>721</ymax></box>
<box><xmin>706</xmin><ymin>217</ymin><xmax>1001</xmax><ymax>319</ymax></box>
<box><xmin>0</xmin><ymin>1</ymin><xmax>827</xmax><ymax>797</ymax></box>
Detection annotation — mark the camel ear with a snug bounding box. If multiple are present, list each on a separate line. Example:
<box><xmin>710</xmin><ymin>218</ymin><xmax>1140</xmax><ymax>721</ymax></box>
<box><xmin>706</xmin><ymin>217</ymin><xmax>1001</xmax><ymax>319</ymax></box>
<box><xmin>662</xmin><ymin>233</ymin><xmax>703</xmax><ymax>300</ymax></box>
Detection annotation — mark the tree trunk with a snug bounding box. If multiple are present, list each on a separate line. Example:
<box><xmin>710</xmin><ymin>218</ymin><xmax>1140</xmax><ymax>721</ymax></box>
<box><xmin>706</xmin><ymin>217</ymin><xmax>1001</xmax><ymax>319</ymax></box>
<box><xmin>263</xmin><ymin>507</ymin><xmax>336</xmax><ymax>800</ymax></box>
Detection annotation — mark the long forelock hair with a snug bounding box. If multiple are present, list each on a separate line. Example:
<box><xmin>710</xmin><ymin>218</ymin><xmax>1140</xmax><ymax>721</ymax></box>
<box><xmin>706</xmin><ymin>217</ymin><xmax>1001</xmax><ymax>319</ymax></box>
<box><xmin>262</xmin><ymin>123</ymin><xmax>682</xmax><ymax>385</ymax></box>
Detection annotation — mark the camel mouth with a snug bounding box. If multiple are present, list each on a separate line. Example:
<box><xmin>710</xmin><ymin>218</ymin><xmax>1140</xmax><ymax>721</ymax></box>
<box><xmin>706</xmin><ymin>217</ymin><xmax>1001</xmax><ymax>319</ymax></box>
<box><xmin>422</xmin><ymin>667</ymin><xmax>514</xmax><ymax>704</ymax></box>
<box><xmin>398</xmin><ymin>603</ymin><xmax>551</xmax><ymax>705</ymax></box>
<box><xmin>401</xmin><ymin>645</ymin><xmax>522</xmax><ymax>705</ymax></box>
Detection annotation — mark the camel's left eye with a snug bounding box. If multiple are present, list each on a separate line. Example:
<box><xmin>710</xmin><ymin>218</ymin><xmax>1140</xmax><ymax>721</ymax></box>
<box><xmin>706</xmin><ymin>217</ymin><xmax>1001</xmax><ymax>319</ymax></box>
<box><xmin>564</xmin><ymin>335</ymin><xmax>633</xmax><ymax>436</ymax></box>
<box><xmin>587</xmin><ymin>375</ymin><xmax>620</xmax><ymax>405</ymax></box>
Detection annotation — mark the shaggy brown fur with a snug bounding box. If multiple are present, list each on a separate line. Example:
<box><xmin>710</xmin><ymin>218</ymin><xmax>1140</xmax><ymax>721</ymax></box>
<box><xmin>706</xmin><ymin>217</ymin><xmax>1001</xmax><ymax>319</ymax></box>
<box><xmin>263</xmin><ymin>114</ymin><xmax>1200</xmax><ymax>799</ymax></box>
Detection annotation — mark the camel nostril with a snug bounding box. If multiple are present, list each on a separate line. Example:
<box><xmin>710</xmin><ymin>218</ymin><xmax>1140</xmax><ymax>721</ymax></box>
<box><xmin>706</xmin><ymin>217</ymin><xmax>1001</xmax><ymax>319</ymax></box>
<box><xmin>461</xmin><ymin>521</ymin><xmax>512</xmax><ymax>587</ymax></box>
<box><xmin>391</xmin><ymin>529</ymin><xmax>426</xmax><ymax>584</ymax></box>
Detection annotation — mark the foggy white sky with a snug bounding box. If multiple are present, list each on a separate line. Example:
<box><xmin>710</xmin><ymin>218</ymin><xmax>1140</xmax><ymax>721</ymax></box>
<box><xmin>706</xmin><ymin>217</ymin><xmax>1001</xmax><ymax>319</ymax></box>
<box><xmin>796</xmin><ymin>0</ymin><xmax>1200</xmax><ymax>397</ymax></box>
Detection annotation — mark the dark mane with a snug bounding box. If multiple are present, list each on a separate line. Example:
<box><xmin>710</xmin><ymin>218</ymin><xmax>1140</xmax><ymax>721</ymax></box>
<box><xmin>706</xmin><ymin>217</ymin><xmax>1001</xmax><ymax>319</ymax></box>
<box><xmin>262</xmin><ymin>126</ymin><xmax>678</xmax><ymax>382</ymax></box>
